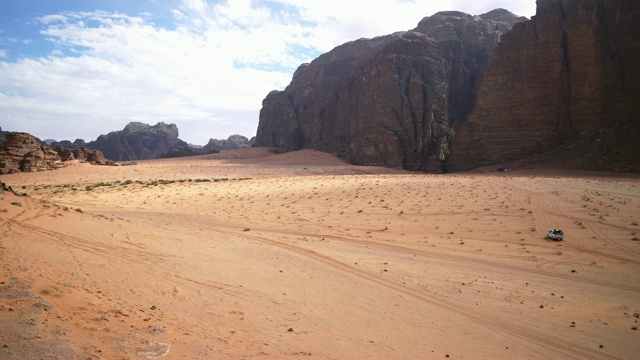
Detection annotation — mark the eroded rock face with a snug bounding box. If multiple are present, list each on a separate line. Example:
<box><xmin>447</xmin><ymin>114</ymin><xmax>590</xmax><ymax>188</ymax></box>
<box><xmin>88</xmin><ymin>122</ymin><xmax>195</xmax><ymax>161</ymax></box>
<box><xmin>0</xmin><ymin>132</ymin><xmax>114</xmax><ymax>174</ymax></box>
<box><xmin>0</xmin><ymin>133</ymin><xmax>64</xmax><ymax>174</ymax></box>
<box><xmin>257</xmin><ymin>1</ymin><xmax>638</xmax><ymax>173</ymax></box>
<box><xmin>449</xmin><ymin>0</ymin><xmax>640</xmax><ymax>172</ymax></box>
<box><xmin>256</xmin><ymin>10</ymin><xmax>524</xmax><ymax>171</ymax></box>
<box><xmin>56</xmin><ymin>147</ymin><xmax>112</xmax><ymax>165</ymax></box>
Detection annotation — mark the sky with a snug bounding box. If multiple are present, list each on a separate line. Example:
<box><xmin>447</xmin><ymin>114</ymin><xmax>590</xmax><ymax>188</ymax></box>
<box><xmin>0</xmin><ymin>0</ymin><xmax>536</xmax><ymax>145</ymax></box>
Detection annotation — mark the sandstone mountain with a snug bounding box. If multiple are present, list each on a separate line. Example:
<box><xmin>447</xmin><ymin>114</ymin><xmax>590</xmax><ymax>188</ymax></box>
<box><xmin>256</xmin><ymin>0</ymin><xmax>639</xmax><ymax>172</ymax></box>
<box><xmin>449</xmin><ymin>0</ymin><xmax>640</xmax><ymax>172</ymax></box>
<box><xmin>86</xmin><ymin>122</ymin><xmax>195</xmax><ymax>161</ymax></box>
<box><xmin>0</xmin><ymin>132</ymin><xmax>111</xmax><ymax>174</ymax></box>
<box><xmin>256</xmin><ymin>9</ymin><xmax>525</xmax><ymax>172</ymax></box>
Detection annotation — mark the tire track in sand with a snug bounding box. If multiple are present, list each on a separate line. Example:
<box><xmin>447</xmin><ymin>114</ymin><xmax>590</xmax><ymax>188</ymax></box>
<box><xmin>215</xmin><ymin>227</ymin><xmax>616</xmax><ymax>360</ymax></box>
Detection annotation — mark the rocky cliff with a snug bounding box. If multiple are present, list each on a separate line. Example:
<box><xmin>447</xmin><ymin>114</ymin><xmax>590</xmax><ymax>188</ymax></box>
<box><xmin>88</xmin><ymin>122</ymin><xmax>195</xmax><ymax>161</ymax></box>
<box><xmin>0</xmin><ymin>133</ymin><xmax>64</xmax><ymax>174</ymax></box>
<box><xmin>449</xmin><ymin>0</ymin><xmax>640</xmax><ymax>172</ymax></box>
<box><xmin>256</xmin><ymin>9</ymin><xmax>526</xmax><ymax>171</ymax></box>
<box><xmin>257</xmin><ymin>0</ymin><xmax>639</xmax><ymax>172</ymax></box>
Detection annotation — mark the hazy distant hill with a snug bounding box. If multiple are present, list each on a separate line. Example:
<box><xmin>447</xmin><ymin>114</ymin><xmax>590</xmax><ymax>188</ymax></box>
<box><xmin>47</xmin><ymin>123</ymin><xmax>256</xmax><ymax>161</ymax></box>
<box><xmin>201</xmin><ymin>135</ymin><xmax>255</xmax><ymax>153</ymax></box>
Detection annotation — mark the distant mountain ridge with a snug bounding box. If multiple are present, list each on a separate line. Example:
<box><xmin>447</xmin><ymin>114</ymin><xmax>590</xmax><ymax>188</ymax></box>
<box><xmin>46</xmin><ymin>122</ymin><xmax>256</xmax><ymax>161</ymax></box>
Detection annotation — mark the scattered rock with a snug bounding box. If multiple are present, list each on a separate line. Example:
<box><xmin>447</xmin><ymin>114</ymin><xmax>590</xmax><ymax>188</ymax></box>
<box><xmin>148</xmin><ymin>326</ymin><xmax>169</xmax><ymax>336</ymax></box>
<box><xmin>11</xmin><ymin>202</ymin><xmax>21</xmax><ymax>207</ymax></box>
<box><xmin>288</xmin><ymin>327</ymin><xmax>294</xmax><ymax>332</ymax></box>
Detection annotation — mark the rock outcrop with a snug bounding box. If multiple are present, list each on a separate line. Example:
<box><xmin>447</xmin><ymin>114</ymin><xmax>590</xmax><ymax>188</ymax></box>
<box><xmin>0</xmin><ymin>132</ymin><xmax>64</xmax><ymax>174</ymax></box>
<box><xmin>88</xmin><ymin>122</ymin><xmax>195</xmax><ymax>161</ymax></box>
<box><xmin>56</xmin><ymin>147</ymin><xmax>112</xmax><ymax>165</ymax></box>
<box><xmin>0</xmin><ymin>132</ymin><xmax>114</xmax><ymax>174</ymax></box>
<box><xmin>256</xmin><ymin>9</ymin><xmax>525</xmax><ymax>171</ymax></box>
<box><xmin>202</xmin><ymin>135</ymin><xmax>254</xmax><ymax>153</ymax></box>
<box><xmin>449</xmin><ymin>0</ymin><xmax>640</xmax><ymax>172</ymax></box>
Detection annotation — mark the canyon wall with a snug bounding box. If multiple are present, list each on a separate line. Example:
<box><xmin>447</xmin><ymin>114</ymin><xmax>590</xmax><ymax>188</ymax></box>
<box><xmin>449</xmin><ymin>0</ymin><xmax>640</xmax><ymax>172</ymax></box>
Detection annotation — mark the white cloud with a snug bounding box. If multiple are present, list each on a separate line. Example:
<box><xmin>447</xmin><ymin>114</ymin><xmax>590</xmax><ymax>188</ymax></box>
<box><xmin>0</xmin><ymin>0</ymin><xmax>536</xmax><ymax>144</ymax></box>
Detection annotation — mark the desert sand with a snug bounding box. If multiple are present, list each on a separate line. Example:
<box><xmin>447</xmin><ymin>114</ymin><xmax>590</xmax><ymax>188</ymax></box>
<box><xmin>1</xmin><ymin>148</ymin><xmax>639</xmax><ymax>359</ymax></box>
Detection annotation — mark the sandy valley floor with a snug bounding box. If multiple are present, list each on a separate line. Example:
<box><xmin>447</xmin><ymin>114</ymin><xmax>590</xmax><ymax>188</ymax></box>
<box><xmin>1</xmin><ymin>148</ymin><xmax>639</xmax><ymax>359</ymax></box>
